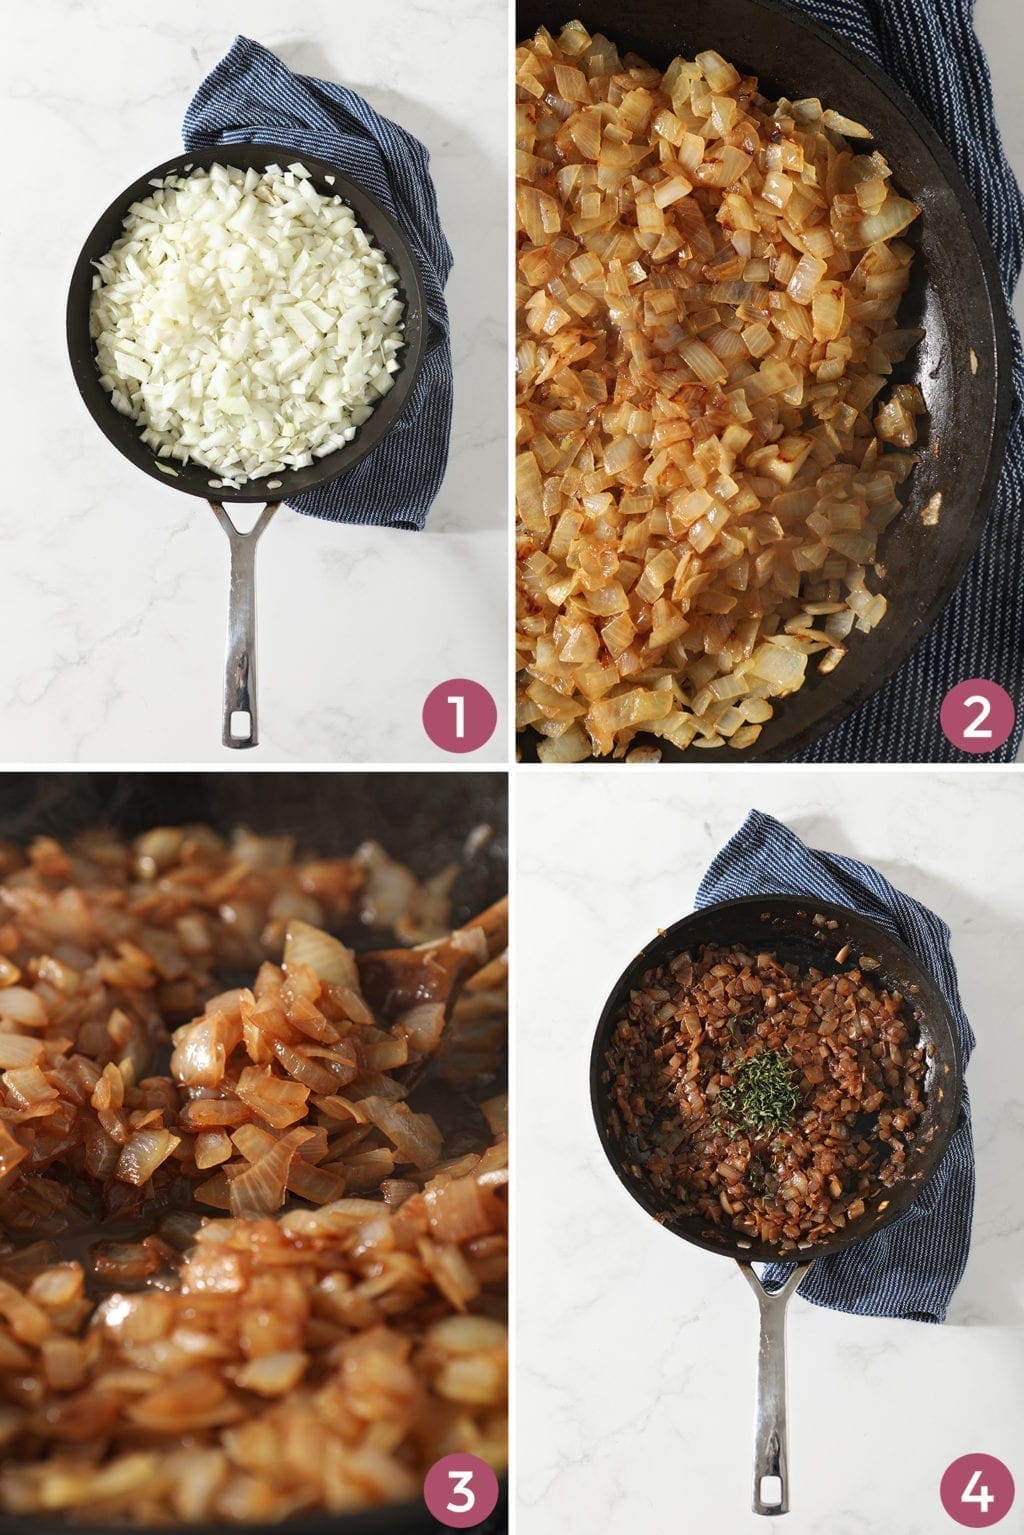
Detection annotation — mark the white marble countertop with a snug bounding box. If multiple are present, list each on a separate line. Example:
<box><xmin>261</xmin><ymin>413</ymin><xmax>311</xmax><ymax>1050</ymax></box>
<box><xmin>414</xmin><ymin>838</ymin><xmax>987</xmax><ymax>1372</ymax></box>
<box><xmin>515</xmin><ymin>768</ymin><xmax>1024</xmax><ymax>1535</ymax></box>
<box><xmin>0</xmin><ymin>0</ymin><xmax>507</xmax><ymax>763</ymax></box>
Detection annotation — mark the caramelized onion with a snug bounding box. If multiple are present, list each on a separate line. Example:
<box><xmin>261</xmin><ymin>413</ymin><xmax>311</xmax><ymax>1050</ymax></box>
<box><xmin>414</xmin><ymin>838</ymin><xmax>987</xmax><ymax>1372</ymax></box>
<box><xmin>604</xmin><ymin>941</ymin><xmax>927</xmax><ymax>1249</ymax></box>
<box><xmin>0</xmin><ymin>824</ymin><xmax>507</xmax><ymax>1523</ymax></box>
<box><xmin>516</xmin><ymin>24</ymin><xmax>922</xmax><ymax>758</ymax></box>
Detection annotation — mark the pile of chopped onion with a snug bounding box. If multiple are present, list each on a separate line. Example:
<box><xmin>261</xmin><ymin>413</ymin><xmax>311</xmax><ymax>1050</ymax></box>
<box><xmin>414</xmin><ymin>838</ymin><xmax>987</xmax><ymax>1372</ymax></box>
<box><xmin>168</xmin><ymin>910</ymin><xmax>495</xmax><ymax>1219</ymax></box>
<box><xmin>0</xmin><ymin>1144</ymin><xmax>507</xmax><ymax>1522</ymax></box>
<box><xmin>604</xmin><ymin>941</ymin><xmax>927</xmax><ymax>1250</ymax></box>
<box><xmin>516</xmin><ymin>24</ymin><xmax>924</xmax><ymax>759</ymax></box>
<box><xmin>0</xmin><ymin>825</ymin><xmax>507</xmax><ymax>1523</ymax></box>
<box><xmin>91</xmin><ymin>162</ymin><xmax>405</xmax><ymax>486</ymax></box>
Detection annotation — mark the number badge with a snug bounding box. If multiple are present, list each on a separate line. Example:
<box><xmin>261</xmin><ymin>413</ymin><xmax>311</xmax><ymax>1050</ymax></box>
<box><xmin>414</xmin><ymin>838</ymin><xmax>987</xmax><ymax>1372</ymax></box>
<box><xmin>940</xmin><ymin>680</ymin><xmax>1015</xmax><ymax>754</ymax></box>
<box><xmin>422</xmin><ymin>679</ymin><xmax>498</xmax><ymax>754</ymax></box>
<box><xmin>423</xmin><ymin>1453</ymin><xmax>500</xmax><ymax>1528</ymax></box>
<box><xmin>940</xmin><ymin>1454</ymin><xmax>1015</xmax><ymax>1527</ymax></box>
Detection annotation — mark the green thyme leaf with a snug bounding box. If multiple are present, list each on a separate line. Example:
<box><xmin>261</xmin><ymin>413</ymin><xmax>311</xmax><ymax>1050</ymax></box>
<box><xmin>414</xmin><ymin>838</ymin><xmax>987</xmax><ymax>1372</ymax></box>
<box><xmin>714</xmin><ymin>1049</ymin><xmax>800</xmax><ymax>1138</ymax></box>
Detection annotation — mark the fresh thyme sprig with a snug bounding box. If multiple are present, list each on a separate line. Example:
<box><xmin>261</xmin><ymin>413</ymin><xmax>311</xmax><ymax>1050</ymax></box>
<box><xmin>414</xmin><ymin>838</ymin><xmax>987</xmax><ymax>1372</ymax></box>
<box><xmin>714</xmin><ymin>1049</ymin><xmax>800</xmax><ymax>1138</ymax></box>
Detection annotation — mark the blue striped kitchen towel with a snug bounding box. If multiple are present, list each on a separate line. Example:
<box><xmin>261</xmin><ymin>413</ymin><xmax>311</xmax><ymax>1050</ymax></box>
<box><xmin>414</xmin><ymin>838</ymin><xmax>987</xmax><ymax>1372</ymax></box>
<box><xmin>697</xmin><ymin>809</ymin><xmax>975</xmax><ymax>1321</ymax></box>
<box><xmin>792</xmin><ymin>0</ymin><xmax>1024</xmax><ymax>762</ymax></box>
<box><xmin>184</xmin><ymin>36</ymin><xmax>453</xmax><ymax>531</ymax></box>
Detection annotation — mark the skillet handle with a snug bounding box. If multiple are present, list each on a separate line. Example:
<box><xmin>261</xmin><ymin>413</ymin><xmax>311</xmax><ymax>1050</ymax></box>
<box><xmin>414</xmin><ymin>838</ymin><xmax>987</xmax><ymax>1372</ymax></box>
<box><xmin>738</xmin><ymin>1261</ymin><xmax>813</xmax><ymax>1516</ymax></box>
<box><xmin>209</xmin><ymin>503</ymin><xmax>279</xmax><ymax>749</ymax></box>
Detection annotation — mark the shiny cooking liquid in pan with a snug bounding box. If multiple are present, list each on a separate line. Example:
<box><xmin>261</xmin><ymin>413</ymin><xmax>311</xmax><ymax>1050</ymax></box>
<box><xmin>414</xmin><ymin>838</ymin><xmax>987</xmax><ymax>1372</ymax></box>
<box><xmin>0</xmin><ymin>772</ymin><xmax>508</xmax><ymax>1535</ymax></box>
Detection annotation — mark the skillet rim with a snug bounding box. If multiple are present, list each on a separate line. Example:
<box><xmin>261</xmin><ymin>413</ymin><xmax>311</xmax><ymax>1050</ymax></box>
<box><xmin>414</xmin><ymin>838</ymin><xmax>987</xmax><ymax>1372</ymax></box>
<box><xmin>66</xmin><ymin>143</ymin><xmax>429</xmax><ymax>505</ymax></box>
<box><xmin>516</xmin><ymin>0</ymin><xmax>1016</xmax><ymax>763</ymax></box>
<box><xmin>589</xmin><ymin>892</ymin><xmax>965</xmax><ymax>1264</ymax></box>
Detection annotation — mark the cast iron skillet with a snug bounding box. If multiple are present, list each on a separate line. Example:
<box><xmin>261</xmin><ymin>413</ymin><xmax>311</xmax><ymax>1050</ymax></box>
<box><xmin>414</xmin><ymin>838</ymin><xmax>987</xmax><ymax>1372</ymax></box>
<box><xmin>0</xmin><ymin>771</ymin><xmax>507</xmax><ymax>1535</ymax></box>
<box><xmin>517</xmin><ymin>0</ymin><xmax>1014</xmax><ymax>762</ymax></box>
<box><xmin>67</xmin><ymin>145</ymin><xmax>428</xmax><ymax>749</ymax></box>
<box><xmin>590</xmin><ymin>895</ymin><xmax>963</xmax><ymax>1515</ymax></box>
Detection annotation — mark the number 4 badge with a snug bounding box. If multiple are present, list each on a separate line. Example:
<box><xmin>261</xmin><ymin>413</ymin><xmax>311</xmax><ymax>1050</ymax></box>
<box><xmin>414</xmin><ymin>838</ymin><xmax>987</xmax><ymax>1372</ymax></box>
<box><xmin>940</xmin><ymin>1454</ymin><xmax>1015</xmax><ymax>1527</ymax></box>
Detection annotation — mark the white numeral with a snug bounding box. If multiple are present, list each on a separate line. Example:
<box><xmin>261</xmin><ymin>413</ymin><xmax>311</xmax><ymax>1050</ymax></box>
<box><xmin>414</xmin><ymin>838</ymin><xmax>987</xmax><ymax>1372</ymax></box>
<box><xmin>447</xmin><ymin>695</ymin><xmax>466</xmax><ymax>740</ymax></box>
<box><xmin>446</xmin><ymin>1469</ymin><xmax>476</xmax><ymax>1514</ymax></box>
<box><xmin>962</xmin><ymin>694</ymin><xmax>993</xmax><ymax>739</ymax></box>
<box><xmin>962</xmin><ymin>1469</ymin><xmax>995</xmax><ymax>1514</ymax></box>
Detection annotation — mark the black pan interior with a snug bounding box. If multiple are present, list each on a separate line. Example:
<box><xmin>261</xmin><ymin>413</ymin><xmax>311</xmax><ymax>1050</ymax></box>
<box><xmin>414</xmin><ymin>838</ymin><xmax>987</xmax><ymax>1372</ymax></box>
<box><xmin>0</xmin><ymin>772</ymin><xmax>506</xmax><ymax>930</ymax></box>
<box><xmin>0</xmin><ymin>772</ymin><xmax>507</xmax><ymax>1535</ymax></box>
<box><xmin>67</xmin><ymin>145</ymin><xmax>428</xmax><ymax>503</ymax></box>
<box><xmin>517</xmin><ymin>0</ymin><xmax>1014</xmax><ymax>762</ymax></box>
<box><xmin>590</xmin><ymin>895</ymin><xmax>963</xmax><ymax>1263</ymax></box>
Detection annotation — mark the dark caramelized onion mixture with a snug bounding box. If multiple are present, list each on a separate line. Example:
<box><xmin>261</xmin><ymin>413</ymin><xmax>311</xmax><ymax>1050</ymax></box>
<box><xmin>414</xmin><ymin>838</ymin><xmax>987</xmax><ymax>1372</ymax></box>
<box><xmin>604</xmin><ymin>939</ymin><xmax>928</xmax><ymax>1250</ymax></box>
<box><xmin>0</xmin><ymin>827</ymin><xmax>506</xmax><ymax>1523</ymax></box>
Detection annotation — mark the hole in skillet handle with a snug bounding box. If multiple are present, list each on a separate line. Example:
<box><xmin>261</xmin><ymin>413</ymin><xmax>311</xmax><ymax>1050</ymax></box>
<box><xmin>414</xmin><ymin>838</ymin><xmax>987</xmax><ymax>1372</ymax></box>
<box><xmin>65</xmin><ymin>144</ymin><xmax>430</xmax><ymax>749</ymax></box>
<box><xmin>760</xmin><ymin>1475</ymin><xmax>784</xmax><ymax>1509</ymax></box>
<box><xmin>65</xmin><ymin>142</ymin><xmax>429</xmax><ymax>502</ymax></box>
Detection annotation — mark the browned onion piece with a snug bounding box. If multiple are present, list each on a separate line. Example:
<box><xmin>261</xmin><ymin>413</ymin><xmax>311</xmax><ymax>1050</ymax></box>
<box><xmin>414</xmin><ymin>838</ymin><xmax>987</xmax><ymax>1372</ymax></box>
<box><xmin>517</xmin><ymin>24</ymin><xmax>922</xmax><ymax>760</ymax></box>
<box><xmin>0</xmin><ymin>824</ymin><xmax>507</xmax><ymax>1523</ymax></box>
<box><xmin>604</xmin><ymin>940</ymin><xmax>927</xmax><ymax>1249</ymax></box>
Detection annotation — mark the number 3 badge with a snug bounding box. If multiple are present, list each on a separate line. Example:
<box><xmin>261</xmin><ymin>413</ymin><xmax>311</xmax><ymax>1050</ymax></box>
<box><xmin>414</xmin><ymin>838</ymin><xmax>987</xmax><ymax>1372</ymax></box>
<box><xmin>423</xmin><ymin>1453</ymin><xmax>500</xmax><ymax>1528</ymax></box>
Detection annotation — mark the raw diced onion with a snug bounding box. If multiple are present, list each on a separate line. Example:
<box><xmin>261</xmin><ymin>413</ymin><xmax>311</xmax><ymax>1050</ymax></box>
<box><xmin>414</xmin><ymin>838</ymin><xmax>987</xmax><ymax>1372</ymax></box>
<box><xmin>90</xmin><ymin>164</ymin><xmax>404</xmax><ymax>486</ymax></box>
